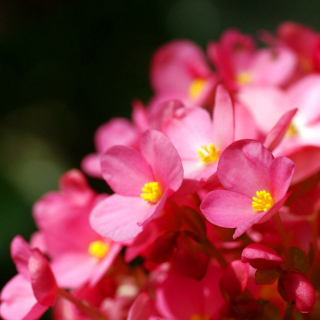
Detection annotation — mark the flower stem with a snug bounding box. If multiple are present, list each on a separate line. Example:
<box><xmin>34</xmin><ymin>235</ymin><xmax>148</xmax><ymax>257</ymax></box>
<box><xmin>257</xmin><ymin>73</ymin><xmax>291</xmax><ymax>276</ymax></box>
<box><xmin>273</xmin><ymin>212</ymin><xmax>292</xmax><ymax>266</ymax></box>
<box><xmin>58</xmin><ymin>288</ymin><xmax>107</xmax><ymax>320</ymax></box>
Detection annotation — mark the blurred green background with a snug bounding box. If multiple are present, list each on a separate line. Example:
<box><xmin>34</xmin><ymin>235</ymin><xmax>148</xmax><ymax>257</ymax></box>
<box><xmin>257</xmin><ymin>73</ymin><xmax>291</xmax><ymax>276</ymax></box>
<box><xmin>1</xmin><ymin>0</ymin><xmax>320</xmax><ymax>313</ymax></box>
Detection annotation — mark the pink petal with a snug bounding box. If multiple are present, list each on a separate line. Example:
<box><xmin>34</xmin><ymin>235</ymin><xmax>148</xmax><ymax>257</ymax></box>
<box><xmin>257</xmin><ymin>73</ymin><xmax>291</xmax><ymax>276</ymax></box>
<box><xmin>264</xmin><ymin>109</ymin><xmax>297</xmax><ymax>152</ymax></box>
<box><xmin>165</xmin><ymin>107</ymin><xmax>214</xmax><ymax>160</ymax></box>
<box><xmin>241</xmin><ymin>243</ymin><xmax>286</xmax><ymax>269</ymax></box>
<box><xmin>238</xmin><ymin>85</ymin><xmax>290</xmax><ymax>134</ymax></box>
<box><xmin>51</xmin><ymin>253</ymin><xmax>97</xmax><ymax>289</ymax></box>
<box><xmin>10</xmin><ymin>236</ymin><xmax>32</xmax><ymax>280</ymax></box>
<box><xmin>127</xmin><ymin>292</ymin><xmax>152</xmax><ymax>320</ymax></box>
<box><xmin>29</xmin><ymin>250</ymin><xmax>58</xmax><ymax>307</ymax></box>
<box><xmin>101</xmin><ymin>145</ymin><xmax>154</xmax><ymax>196</ymax></box>
<box><xmin>81</xmin><ymin>153</ymin><xmax>103</xmax><ymax>178</ymax></box>
<box><xmin>212</xmin><ymin>85</ymin><xmax>234</xmax><ymax>149</ymax></box>
<box><xmin>200</xmin><ymin>190</ymin><xmax>253</xmax><ymax>228</ymax></box>
<box><xmin>0</xmin><ymin>274</ymin><xmax>47</xmax><ymax>320</ymax></box>
<box><xmin>221</xmin><ymin>260</ymin><xmax>249</xmax><ymax>297</ymax></box>
<box><xmin>282</xmin><ymin>272</ymin><xmax>315</xmax><ymax>313</ymax></box>
<box><xmin>140</xmin><ymin>130</ymin><xmax>183</xmax><ymax>193</ymax></box>
<box><xmin>90</xmin><ymin>194</ymin><xmax>157</xmax><ymax>241</ymax></box>
<box><xmin>269</xmin><ymin>156</ymin><xmax>295</xmax><ymax>201</ymax></box>
<box><xmin>217</xmin><ymin>140</ymin><xmax>273</xmax><ymax>198</ymax></box>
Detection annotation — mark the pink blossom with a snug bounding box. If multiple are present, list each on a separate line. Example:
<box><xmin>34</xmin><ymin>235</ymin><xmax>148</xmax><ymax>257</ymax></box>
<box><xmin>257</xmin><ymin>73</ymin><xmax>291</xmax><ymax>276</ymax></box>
<box><xmin>164</xmin><ymin>85</ymin><xmax>234</xmax><ymax>181</ymax></box>
<box><xmin>90</xmin><ymin>129</ymin><xmax>184</xmax><ymax>241</ymax></box>
<box><xmin>33</xmin><ymin>170</ymin><xmax>121</xmax><ymax>289</ymax></box>
<box><xmin>200</xmin><ymin>139</ymin><xmax>295</xmax><ymax>238</ymax></box>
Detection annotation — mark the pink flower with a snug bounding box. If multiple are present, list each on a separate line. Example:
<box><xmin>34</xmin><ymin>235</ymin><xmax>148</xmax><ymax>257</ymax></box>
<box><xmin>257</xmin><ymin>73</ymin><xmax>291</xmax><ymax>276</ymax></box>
<box><xmin>150</xmin><ymin>40</ymin><xmax>216</xmax><ymax>108</ymax></box>
<box><xmin>33</xmin><ymin>170</ymin><xmax>121</xmax><ymax>289</ymax></box>
<box><xmin>0</xmin><ymin>236</ymin><xmax>58</xmax><ymax>320</ymax></box>
<box><xmin>200</xmin><ymin>139</ymin><xmax>295</xmax><ymax>238</ymax></box>
<box><xmin>164</xmin><ymin>85</ymin><xmax>234</xmax><ymax>181</ymax></box>
<box><xmin>90</xmin><ymin>129</ymin><xmax>184</xmax><ymax>241</ymax></box>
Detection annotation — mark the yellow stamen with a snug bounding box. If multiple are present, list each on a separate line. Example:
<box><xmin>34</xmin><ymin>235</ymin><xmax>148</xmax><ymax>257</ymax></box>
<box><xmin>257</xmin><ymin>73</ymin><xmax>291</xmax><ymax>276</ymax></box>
<box><xmin>141</xmin><ymin>182</ymin><xmax>162</xmax><ymax>203</ymax></box>
<box><xmin>190</xmin><ymin>315</ymin><xmax>210</xmax><ymax>320</ymax></box>
<box><xmin>189</xmin><ymin>78</ymin><xmax>206</xmax><ymax>99</ymax></box>
<box><xmin>197</xmin><ymin>143</ymin><xmax>219</xmax><ymax>164</ymax></box>
<box><xmin>236</xmin><ymin>72</ymin><xmax>252</xmax><ymax>85</ymax></box>
<box><xmin>252</xmin><ymin>190</ymin><xmax>274</xmax><ymax>212</ymax></box>
<box><xmin>88</xmin><ymin>240</ymin><xmax>110</xmax><ymax>259</ymax></box>
<box><xmin>286</xmin><ymin>123</ymin><xmax>299</xmax><ymax>138</ymax></box>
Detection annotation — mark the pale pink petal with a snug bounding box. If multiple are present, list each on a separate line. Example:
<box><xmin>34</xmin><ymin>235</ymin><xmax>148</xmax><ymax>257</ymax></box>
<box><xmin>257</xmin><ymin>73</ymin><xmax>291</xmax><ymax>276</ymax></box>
<box><xmin>264</xmin><ymin>109</ymin><xmax>297</xmax><ymax>151</ymax></box>
<box><xmin>251</xmin><ymin>48</ymin><xmax>297</xmax><ymax>86</ymax></box>
<box><xmin>140</xmin><ymin>130</ymin><xmax>183</xmax><ymax>193</ymax></box>
<box><xmin>11</xmin><ymin>236</ymin><xmax>32</xmax><ymax>280</ymax></box>
<box><xmin>238</xmin><ymin>85</ymin><xmax>290</xmax><ymax>133</ymax></box>
<box><xmin>51</xmin><ymin>253</ymin><xmax>97</xmax><ymax>289</ymax></box>
<box><xmin>217</xmin><ymin>140</ymin><xmax>273</xmax><ymax>198</ymax></box>
<box><xmin>288</xmin><ymin>75</ymin><xmax>320</xmax><ymax>124</ymax></box>
<box><xmin>200</xmin><ymin>190</ymin><xmax>253</xmax><ymax>228</ymax></box>
<box><xmin>212</xmin><ymin>85</ymin><xmax>234</xmax><ymax>149</ymax></box>
<box><xmin>269</xmin><ymin>157</ymin><xmax>295</xmax><ymax>201</ymax></box>
<box><xmin>94</xmin><ymin>118</ymin><xmax>137</xmax><ymax>153</ymax></box>
<box><xmin>90</xmin><ymin>194</ymin><xmax>157</xmax><ymax>241</ymax></box>
<box><xmin>165</xmin><ymin>107</ymin><xmax>213</xmax><ymax>160</ymax></box>
<box><xmin>0</xmin><ymin>274</ymin><xmax>47</xmax><ymax>320</ymax></box>
<box><xmin>81</xmin><ymin>153</ymin><xmax>103</xmax><ymax>178</ymax></box>
<box><xmin>101</xmin><ymin>145</ymin><xmax>154</xmax><ymax>196</ymax></box>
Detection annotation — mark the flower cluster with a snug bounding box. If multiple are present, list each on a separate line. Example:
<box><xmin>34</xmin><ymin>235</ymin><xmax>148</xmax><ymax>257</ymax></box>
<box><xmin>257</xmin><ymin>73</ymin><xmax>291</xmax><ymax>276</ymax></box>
<box><xmin>2</xmin><ymin>21</ymin><xmax>320</xmax><ymax>319</ymax></box>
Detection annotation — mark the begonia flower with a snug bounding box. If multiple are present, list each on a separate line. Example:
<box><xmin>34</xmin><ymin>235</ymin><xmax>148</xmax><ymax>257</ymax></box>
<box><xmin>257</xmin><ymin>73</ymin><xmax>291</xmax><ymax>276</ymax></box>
<box><xmin>90</xmin><ymin>129</ymin><xmax>184</xmax><ymax>241</ymax></box>
<box><xmin>150</xmin><ymin>40</ymin><xmax>216</xmax><ymax>109</ymax></box>
<box><xmin>33</xmin><ymin>170</ymin><xmax>122</xmax><ymax>289</ymax></box>
<box><xmin>164</xmin><ymin>85</ymin><xmax>234</xmax><ymax>181</ymax></box>
<box><xmin>200</xmin><ymin>139</ymin><xmax>295</xmax><ymax>238</ymax></box>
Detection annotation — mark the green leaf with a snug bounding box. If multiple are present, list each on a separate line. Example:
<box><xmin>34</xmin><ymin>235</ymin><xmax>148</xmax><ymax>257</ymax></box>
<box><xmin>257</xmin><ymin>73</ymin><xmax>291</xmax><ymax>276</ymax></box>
<box><xmin>255</xmin><ymin>268</ymin><xmax>280</xmax><ymax>285</ymax></box>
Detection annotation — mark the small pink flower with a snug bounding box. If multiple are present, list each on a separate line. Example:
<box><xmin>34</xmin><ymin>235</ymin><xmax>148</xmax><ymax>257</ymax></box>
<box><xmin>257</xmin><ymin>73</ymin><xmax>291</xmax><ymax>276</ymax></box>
<box><xmin>90</xmin><ymin>129</ymin><xmax>184</xmax><ymax>241</ymax></box>
<box><xmin>200</xmin><ymin>139</ymin><xmax>295</xmax><ymax>238</ymax></box>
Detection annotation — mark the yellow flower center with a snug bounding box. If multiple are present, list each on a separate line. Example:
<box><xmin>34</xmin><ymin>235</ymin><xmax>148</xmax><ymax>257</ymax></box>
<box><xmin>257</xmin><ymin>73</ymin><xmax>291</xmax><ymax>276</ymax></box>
<box><xmin>88</xmin><ymin>240</ymin><xmax>110</xmax><ymax>259</ymax></box>
<box><xmin>236</xmin><ymin>72</ymin><xmax>252</xmax><ymax>85</ymax></box>
<box><xmin>252</xmin><ymin>190</ymin><xmax>274</xmax><ymax>212</ymax></box>
<box><xmin>190</xmin><ymin>315</ymin><xmax>209</xmax><ymax>320</ymax></box>
<box><xmin>141</xmin><ymin>182</ymin><xmax>162</xmax><ymax>203</ymax></box>
<box><xmin>286</xmin><ymin>123</ymin><xmax>299</xmax><ymax>138</ymax></box>
<box><xmin>197</xmin><ymin>143</ymin><xmax>219</xmax><ymax>164</ymax></box>
<box><xmin>189</xmin><ymin>78</ymin><xmax>206</xmax><ymax>99</ymax></box>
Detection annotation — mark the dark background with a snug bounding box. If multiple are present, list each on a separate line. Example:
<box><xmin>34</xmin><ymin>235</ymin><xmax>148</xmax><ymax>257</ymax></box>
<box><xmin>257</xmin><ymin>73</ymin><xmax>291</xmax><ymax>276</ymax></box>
<box><xmin>1</xmin><ymin>0</ymin><xmax>320</xmax><ymax>316</ymax></box>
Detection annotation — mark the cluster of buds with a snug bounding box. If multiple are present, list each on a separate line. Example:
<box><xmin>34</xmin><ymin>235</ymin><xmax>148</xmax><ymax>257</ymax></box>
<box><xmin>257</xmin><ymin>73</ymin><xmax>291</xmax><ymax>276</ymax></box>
<box><xmin>2</xmin><ymin>21</ymin><xmax>320</xmax><ymax>320</ymax></box>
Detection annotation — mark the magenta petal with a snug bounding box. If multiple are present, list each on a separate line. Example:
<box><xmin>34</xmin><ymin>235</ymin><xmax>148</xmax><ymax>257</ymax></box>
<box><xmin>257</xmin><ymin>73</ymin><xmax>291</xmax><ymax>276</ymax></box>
<box><xmin>101</xmin><ymin>145</ymin><xmax>154</xmax><ymax>196</ymax></box>
<box><xmin>127</xmin><ymin>292</ymin><xmax>152</xmax><ymax>320</ymax></box>
<box><xmin>269</xmin><ymin>157</ymin><xmax>295</xmax><ymax>201</ymax></box>
<box><xmin>217</xmin><ymin>140</ymin><xmax>273</xmax><ymax>198</ymax></box>
<box><xmin>140</xmin><ymin>130</ymin><xmax>183</xmax><ymax>193</ymax></box>
<box><xmin>200</xmin><ymin>190</ymin><xmax>253</xmax><ymax>228</ymax></box>
<box><xmin>241</xmin><ymin>243</ymin><xmax>286</xmax><ymax>269</ymax></box>
<box><xmin>212</xmin><ymin>85</ymin><xmax>234</xmax><ymax>149</ymax></box>
<box><xmin>221</xmin><ymin>260</ymin><xmax>249</xmax><ymax>297</ymax></box>
<box><xmin>90</xmin><ymin>194</ymin><xmax>156</xmax><ymax>241</ymax></box>
<box><xmin>29</xmin><ymin>250</ymin><xmax>58</xmax><ymax>307</ymax></box>
<box><xmin>0</xmin><ymin>274</ymin><xmax>47</xmax><ymax>320</ymax></box>
<box><xmin>264</xmin><ymin>109</ymin><xmax>297</xmax><ymax>152</ymax></box>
